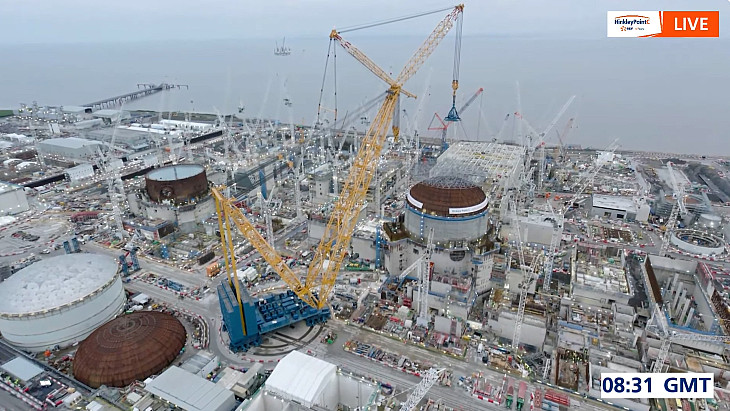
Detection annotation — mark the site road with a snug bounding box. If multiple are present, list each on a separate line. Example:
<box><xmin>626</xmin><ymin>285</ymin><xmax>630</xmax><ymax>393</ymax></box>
<box><xmin>88</xmin><ymin>242</ymin><xmax>626</xmax><ymax>410</ymax></box>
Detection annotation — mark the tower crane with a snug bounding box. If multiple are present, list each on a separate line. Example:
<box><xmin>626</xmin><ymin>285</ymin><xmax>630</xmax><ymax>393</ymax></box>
<box><xmin>428</xmin><ymin>87</ymin><xmax>483</xmax><ymax>151</ymax></box>
<box><xmin>332</xmin><ymin>92</ymin><xmax>388</xmax><ymax>154</ymax></box>
<box><xmin>647</xmin><ymin>303</ymin><xmax>730</xmax><ymax>373</ymax></box>
<box><xmin>554</xmin><ymin>117</ymin><xmax>575</xmax><ymax>161</ymax></box>
<box><xmin>96</xmin><ymin>107</ymin><xmax>127</xmax><ymax>239</ymax></box>
<box><xmin>511</xmin><ymin>198</ymin><xmax>544</xmax><ymax>350</ymax></box>
<box><xmin>402</xmin><ymin>73</ymin><xmax>432</xmax><ymax>192</ymax></box>
<box><xmin>418</xmin><ymin>228</ymin><xmax>435</xmax><ymax>326</ymax></box>
<box><xmin>286</xmin><ymin>148</ymin><xmax>305</xmax><ymax>222</ymax></box>
<box><xmin>659</xmin><ymin>162</ymin><xmax>688</xmax><ymax>257</ymax></box>
<box><xmin>212</xmin><ymin>5</ymin><xmax>465</xmax><ymax>311</ymax></box>
<box><xmin>518</xmin><ymin>96</ymin><xmax>575</xmax><ymax>194</ymax></box>
<box><xmin>214</xmin><ymin>110</ymin><xmax>238</xmax><ymax>183</ymax></box>
<box><xmin>395</xmin><ymin>228</ymin><xmax>434</xmax><ymax>324</ymax></box>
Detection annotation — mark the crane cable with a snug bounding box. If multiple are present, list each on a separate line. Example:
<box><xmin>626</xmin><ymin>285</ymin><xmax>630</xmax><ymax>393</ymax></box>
<box><xmin>333</xmin><ymin>38</ymin><xmax>338</xmax><ymax>127</ymax></box>
<box><xmin>316</xmin><ymin>40</ymin><xmax>334</xmax><ymax>128</ymax></box>
<box><xmin>452</xmin><ymin>12</ymin><xmax>462</xmax><ymax>95</ymax></box>
<box><xmin>338</xmin><ymin>5</ymin><xmax>455</xmax><ymax>33</ymax></box>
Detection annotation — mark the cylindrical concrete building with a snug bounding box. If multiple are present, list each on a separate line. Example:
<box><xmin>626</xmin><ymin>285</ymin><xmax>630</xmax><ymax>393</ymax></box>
<box><xmin>145</xmin><ymin>164</ymin><xmax>209</xmax><ymax>203</ymax></box>
<box><xmin>0</xmin><ymin>254</ymin><xmax>125</xmax><ymax>352</ymax></box>
<box><xmin>405</xmin><ymin>176</ymin><xmax>489</xmax><ymax>244</ymax></box>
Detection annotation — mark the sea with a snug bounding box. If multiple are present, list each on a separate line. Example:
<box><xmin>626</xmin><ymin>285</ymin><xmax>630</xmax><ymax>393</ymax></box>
<box><xmin>1</xmin><ymin>35</ymin><xmax>728</xmax><ymax>155</ymax></box>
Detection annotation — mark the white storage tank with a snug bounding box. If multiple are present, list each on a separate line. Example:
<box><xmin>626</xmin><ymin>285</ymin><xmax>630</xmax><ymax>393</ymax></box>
<box><xmin>0</xmin><ymin>254</ymin><xmax>125</xmax><ymax>352</ymax></box>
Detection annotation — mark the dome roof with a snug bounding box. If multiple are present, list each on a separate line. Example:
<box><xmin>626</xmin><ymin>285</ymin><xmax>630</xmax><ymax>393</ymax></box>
<box><xmin>407</xmin><ymin>176</ymin><xmax>488</xmax><ymax>217</ymax></box>
<box><xmin>0</xmin><ymin>254</ymin><xmax>117</xmax><ymax>315</ymax></box>
<box><xmin>73</xmin><ymin>312</ymin><xmax>186</xmax><ymax>388</ymax></box>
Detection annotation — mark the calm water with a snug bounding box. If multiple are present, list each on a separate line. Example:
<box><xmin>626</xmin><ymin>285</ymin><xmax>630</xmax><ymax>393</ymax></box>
<box><xmin>1</xmin><ymin>36</ymin><xmax>728</xmax><ymax>155</ymax></box>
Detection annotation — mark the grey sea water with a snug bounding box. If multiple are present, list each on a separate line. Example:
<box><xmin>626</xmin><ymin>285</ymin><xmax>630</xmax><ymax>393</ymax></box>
<box><xmin>1</xmin><ymin>35</ymin><xmax>727</xmax><ymax>155</ymax></box>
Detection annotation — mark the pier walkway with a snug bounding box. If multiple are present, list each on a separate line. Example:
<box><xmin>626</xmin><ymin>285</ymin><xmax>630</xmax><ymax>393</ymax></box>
<box><xmin>84</xmin><ymin>83</ymin><xmax>188</xmax><ymax>111</ymax></box>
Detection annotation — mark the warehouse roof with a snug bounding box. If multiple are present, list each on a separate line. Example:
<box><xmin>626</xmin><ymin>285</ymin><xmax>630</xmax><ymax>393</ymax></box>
<box><xmin>40</xmin><ymin>137</ymin><xmax>102</xmax><ymax>149</ymax></box>
<box><xmin>591</xmin><ymin>194</ymin><xmax>637</xmax><ymax>213</ymax></box>
<box><xmin>1</xmin><ymin>357</ymin><xmax>43</xmax><ymax>382</ymax></box>
<box><xmin>145</xmin><ymin>366</ymin><xmax>235</xmax><ymax>411</ymax></box>
<box><xmin>0</xmin><ymin>180</ymin><xmax>23</xmax><ymax>194</ymax></box>
<box><xmin>265</xmin><ymin>350</ymin><xmax>337</xmax><ymax>408</ymax></box>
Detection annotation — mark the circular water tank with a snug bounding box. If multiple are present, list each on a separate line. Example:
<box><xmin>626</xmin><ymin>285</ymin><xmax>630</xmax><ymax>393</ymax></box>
<box><xmin>0</xmin><ymin>254</ymin><xmax>125</xmax><ymax>352</ymax></box>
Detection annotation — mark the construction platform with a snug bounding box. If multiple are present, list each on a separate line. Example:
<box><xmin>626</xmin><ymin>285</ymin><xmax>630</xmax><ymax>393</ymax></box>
<box><xmin>218</xmin><ymin>281</ymin><xmax>331</xmax><ymax>351</ymax></box>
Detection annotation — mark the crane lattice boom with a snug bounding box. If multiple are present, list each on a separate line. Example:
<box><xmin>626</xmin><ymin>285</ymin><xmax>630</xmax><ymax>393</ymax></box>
<box><xmin>399</xmin><ymin>368</ymin><xmax>443</xmax><ymax>411</ymax></box>
<box><xmin>214</xmin><ymin>5</ymin><xmax>464</xmax><ymax>310</ymax></box>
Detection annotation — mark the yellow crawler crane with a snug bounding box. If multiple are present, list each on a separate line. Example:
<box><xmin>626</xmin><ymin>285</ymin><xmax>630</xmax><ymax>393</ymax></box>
<box><xmin>213</xmin><ymin>5</ymin><xmax>465</xmax><ymax>313</ymax></box>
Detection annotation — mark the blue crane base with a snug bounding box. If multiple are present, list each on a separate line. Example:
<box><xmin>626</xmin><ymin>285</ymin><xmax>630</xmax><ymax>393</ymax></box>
<box><xmin>218</xmin><ymin>280</ymin><xmax>331</xmax><ymax>352</ymax></box>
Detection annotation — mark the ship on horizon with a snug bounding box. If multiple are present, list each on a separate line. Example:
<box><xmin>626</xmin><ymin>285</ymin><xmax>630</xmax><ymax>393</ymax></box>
<box><xmin>274</xmin><ymin>37</ymin><xmax>291</xmax><ymax>56</ymax></box>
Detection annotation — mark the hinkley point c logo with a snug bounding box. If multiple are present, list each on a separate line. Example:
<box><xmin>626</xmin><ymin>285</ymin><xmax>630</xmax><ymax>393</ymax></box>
<box><xmin>608</xmin><ymin>11</ymin><xmax>719</xmax><ymax>37</ymax></box>
<box><xmin>615</xmin><ymin>14</ymin><xmax>651</xmax><ymax>32</ymax></box>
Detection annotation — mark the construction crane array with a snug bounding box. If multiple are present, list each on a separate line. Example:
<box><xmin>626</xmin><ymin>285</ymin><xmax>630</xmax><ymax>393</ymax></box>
<box><xmin>554</xmin><ymin>117</ymin><xmax>575</xmax><ymax>160</ymax></box>
<box><xmin>517</xmin><ymin>95</ymin><xmax>575</xmax><ymax>195</ymax></box>
<box><xmin>511</xmin><ymin>140</ymin><xmax>619</xmax><ymax>349</ymax></box>
<box><xmin>213</xmin><ymin>4</ymin><xmax>465</xmax><ymax>311</ymax></box>
<box><xmin>96</xmin><ymin>107</ymin><xmax>127</xmax><ymax>238</ymax></box>
<box><xmin>541</xmin><ymin>139</ymin><xmax>619</xmax><ymax>293</ymax></box>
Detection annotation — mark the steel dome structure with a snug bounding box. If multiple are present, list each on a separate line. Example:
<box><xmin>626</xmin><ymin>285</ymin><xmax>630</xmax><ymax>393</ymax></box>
<box><xmin>407</xmin><ymin>175</ymin><xmax>488</xmax><ymax>217</ymax></box>
<box><xmin>405</xmin><ymin>176</ymin><xmax>489</xmax><ymax>244</ymax></box>
<box><xmin>73</xmin><ymin>311</ymin><xmax>186</xmax><ymax>388</ymax></box>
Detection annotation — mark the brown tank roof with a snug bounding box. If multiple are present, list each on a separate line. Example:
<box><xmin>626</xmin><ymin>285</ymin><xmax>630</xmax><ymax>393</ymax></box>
<box><xmin>73</xmin><ymin>311</ymin><xmax>186</xmax><ymax>388</ymax></box>
<box><xmin>408</xmin><ymin>176</ymin><xmax>487</xmax><ymax>217</ymax></box>
<box><xmin>145</xmin><ymin>164</ymin><xmax>209</xmax><ymax>204</ymax></box>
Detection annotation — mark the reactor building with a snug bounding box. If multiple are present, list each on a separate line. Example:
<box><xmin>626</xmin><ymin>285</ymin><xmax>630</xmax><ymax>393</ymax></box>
<box><xmin>128</xmin><ymin>164</ymin><xmax>215</xmax><ymax>232</ymax></box>
<box><xmin>383</xmin><ymin>175</ymin><xmax>497</xmax><ymax>323</ymax></box>
<box><xmin>0</xmin><ymin>254</ymin><xmax>125</xmax><ymax>352</ymax></box>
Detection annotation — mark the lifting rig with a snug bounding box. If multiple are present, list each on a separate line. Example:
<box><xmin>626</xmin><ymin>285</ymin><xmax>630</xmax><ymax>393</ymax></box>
<box><xmin>212</xmin><ymin>5</ymin><xmax>465</xmax><ymax>331</ymax></box>
<box><xmin>428</xmin><ymin>87</ymin><xmax>483</xmax><ymax>150</ymax></box>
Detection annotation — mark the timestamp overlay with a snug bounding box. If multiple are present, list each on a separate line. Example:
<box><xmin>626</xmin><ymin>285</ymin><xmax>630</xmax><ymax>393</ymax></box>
<box><xmin>601</xmin><ymin>373</ymin><xmax>714</xmax><ymax>399</ymax></box>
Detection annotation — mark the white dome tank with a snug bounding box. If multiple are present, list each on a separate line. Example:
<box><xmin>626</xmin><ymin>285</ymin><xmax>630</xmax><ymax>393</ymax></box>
<box><xmin>0</xmin><ymin>254</ymin><xmax>125</xmax><ymax>352</ymax></box>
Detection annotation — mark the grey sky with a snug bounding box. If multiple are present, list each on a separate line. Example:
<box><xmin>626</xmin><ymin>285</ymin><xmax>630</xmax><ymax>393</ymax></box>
<box><xmin>2</xmin><ymin>0</ymin><xmax>727</xmax><ymax>44</ymax></box>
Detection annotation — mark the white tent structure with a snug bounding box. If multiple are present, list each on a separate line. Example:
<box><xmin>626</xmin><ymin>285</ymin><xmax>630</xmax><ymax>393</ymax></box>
<box><xmin>243</xmin><ymin>350</ymin><xmax>377</xmax><ymax>410</ymax></box>
<box><xmin>265</xmin><ymin>351</ymin><xmax>337</xmax><ymax>408</ymax></box>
